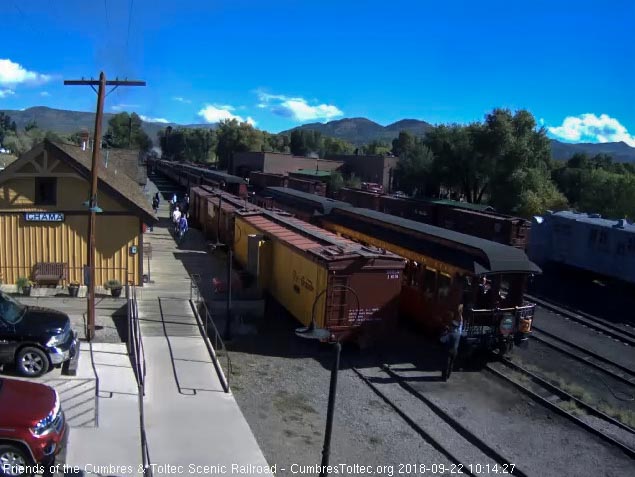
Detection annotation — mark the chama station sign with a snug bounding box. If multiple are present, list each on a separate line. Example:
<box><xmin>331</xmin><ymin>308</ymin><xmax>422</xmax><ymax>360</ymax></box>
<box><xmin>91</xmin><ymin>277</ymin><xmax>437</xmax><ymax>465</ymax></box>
<box><xmin>24</xmin><ymin>213</ymin><xmax>65</xmax><ymax>222</ymax></box>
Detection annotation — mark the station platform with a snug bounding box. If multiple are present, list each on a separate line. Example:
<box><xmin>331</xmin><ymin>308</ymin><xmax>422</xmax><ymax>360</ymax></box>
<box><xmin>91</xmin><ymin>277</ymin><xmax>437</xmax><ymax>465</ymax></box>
<box><xmin>135</xmin><ymin>195</ymin><xmax>269</xmax><ymax>476</ymax></box>
<box><xmin>65</xmin><ymin>182</ymin><xmax>269</xmax><ymax>476</ymax></box>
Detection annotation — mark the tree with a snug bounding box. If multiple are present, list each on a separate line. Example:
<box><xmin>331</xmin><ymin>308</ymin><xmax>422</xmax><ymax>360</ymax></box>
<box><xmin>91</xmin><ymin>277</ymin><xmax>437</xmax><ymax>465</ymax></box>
<box><xmin>577</xmin><ymin>169</ymin><xmax>635</xmax><ymax>219</ymax></box>
<box><xmin>327</xmin><ymin>171</ymin><xmax>345</xmax><ymax>194</ymax></box>
<box><xmin>321</xmin><ymin>136</ymin><xmax>354</xmax><ymax>157</ymax></box>
<box><xmin>215</xmin><ymin>119</ymin><xmax>264</xmax><ymax>170</ymax></box>
<box><xmin>106</xmin><ymin>112</ymin><xmax>152</xmax><ymax>151</ymax></box>
<box><xmin>394</xmin><ymin>139</ymin><xmax>436</xmax><ymax>196</ymax></box>
<box><xmin>345</xmin><ymin>173</ymin><xmax>362</xmax><ymax>189</ymax></box>
<box><xmin>514</xmin><ymin>168</ymin><xmax>568</xmax><ymax>217</ymax></box>
<box><xmin>24</xmin><ymin>120</ymin><xmax>38</xmax><ymax>132</ymax></box>
<box><xmin>363</xmin><ymin>140</ymin><xmax>391</xmax><ymax>155</ymax></box>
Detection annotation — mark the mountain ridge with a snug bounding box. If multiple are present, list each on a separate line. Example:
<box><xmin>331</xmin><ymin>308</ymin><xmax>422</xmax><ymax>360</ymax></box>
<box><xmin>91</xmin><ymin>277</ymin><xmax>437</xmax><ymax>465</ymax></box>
<box><xmin>2</xmin><ymin>106</ymin><xmax>634</xmax><ymax>162</ymax></box>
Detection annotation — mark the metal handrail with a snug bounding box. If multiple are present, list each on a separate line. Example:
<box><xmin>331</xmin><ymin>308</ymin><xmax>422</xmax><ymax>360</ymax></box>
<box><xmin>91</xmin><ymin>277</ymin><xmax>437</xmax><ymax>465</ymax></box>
<box><xmin>189</xmin><ymin>275</ymin><xmax>232</xmax><ymax>392</ymax></box>
<box><xmin>126</xmin><ymin>284</ymin><xmax>152</xmax><ymax>477</ymax></box>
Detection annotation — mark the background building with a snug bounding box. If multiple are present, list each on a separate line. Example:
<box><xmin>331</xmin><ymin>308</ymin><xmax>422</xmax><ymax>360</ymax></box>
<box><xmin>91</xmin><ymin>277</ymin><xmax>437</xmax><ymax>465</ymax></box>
<box><xmin>0</xmin><ymin>140</ymin><xmax>155</xmax><ymax>287</ymax></box>
<box><xmin>326</xmin><ymin>154</ymin><xmax>399</xmax><ymax>192</ymax></box>
<box><xmin>231</xmin><ymin>152</ymin><xmax>342</xmax><ymax>177</ymax></box>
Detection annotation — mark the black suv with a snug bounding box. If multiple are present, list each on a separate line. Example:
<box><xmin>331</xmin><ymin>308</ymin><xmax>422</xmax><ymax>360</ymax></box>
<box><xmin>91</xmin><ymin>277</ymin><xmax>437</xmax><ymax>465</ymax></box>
<box><xmin>0</xmin><ymin>291</ymin><xmax>77</xmax><ymax>377</ymax></box>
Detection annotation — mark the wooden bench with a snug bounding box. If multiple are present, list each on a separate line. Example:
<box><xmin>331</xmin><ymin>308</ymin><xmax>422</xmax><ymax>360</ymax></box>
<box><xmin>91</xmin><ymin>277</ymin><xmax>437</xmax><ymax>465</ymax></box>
<box><xmin>32</xmin><ymin>262</ymin><xmax>68</xmax><ymax>286</ymax></box>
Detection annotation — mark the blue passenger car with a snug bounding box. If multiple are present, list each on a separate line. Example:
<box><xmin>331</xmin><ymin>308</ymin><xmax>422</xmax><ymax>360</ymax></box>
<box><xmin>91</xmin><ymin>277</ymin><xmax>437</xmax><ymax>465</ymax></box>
<box><xmin>528</xmin><ymin>211</ymin><xmax>635</xmax><ymax>285</ymax></box>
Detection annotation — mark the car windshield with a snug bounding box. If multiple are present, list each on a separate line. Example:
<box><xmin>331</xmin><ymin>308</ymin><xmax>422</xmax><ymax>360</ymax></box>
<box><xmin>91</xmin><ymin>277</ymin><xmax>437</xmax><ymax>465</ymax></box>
<box><xmin>0</xmin><ymin>291</ymin><xmax>26</xmax><ymax>324</ymax></box>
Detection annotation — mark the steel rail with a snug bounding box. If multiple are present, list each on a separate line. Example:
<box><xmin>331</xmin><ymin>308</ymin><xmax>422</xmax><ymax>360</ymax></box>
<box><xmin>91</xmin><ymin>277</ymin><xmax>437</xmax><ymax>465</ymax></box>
<box><xmin>486</xmin><ymin>361</ymin><xmax>635</xmax><ymax>460</ymax></box>
<box><xmin>529</xmin><ymin>293</ymin><xmax>635</xmax><ymax>345</ymax></box>
<box><xmin>351</xmin><ymin>366</ymin><xmax>528</xmax><ymax>477</ymax></box>
<box><xmin>531</xmin><ymin>326</ymin><xmax>635</xmax><ymax>377</ymax></box>
<box><xmin>529</xmin><ymin>332</ymin><xmax>635</xmax><ymax>387</ymax></box>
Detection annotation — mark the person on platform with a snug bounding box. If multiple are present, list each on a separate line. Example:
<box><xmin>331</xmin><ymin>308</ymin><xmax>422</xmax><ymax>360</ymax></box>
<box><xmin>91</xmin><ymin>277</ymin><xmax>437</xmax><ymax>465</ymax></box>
<box><xmin>172</xmin><ymin>206</ymin><xmax>181</xmax><ymax>232</ymax></box>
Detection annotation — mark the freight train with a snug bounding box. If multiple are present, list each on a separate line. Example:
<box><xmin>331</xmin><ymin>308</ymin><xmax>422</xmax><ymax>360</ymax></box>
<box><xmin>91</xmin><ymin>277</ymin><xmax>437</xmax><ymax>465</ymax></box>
<box><xmin>150</xmin><ymin>159</ymin><xmax>249</xmax><ymax>198</ymax></box>
<box><xmin>190</xmin><ymin>185</ymin><xmax>405</xmax><ymax>341</ymax></box>
<box><xmin>528</xmin><ymin>210</ymin><xmax>635</xmax><ymax>286</ymax></box>
<box><xmin>189</xmin><ymin>184</ymin><xmax>540</xmax><ymax>378</ymax></box>
<box><xmin>338</xmin><ymin>187</ymin><xmax>531</xmax><ymax>249</ymax></box>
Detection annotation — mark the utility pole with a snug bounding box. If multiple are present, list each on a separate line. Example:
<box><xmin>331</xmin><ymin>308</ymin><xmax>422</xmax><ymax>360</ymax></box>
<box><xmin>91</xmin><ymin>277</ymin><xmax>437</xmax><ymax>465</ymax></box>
<box><xmin>64</xmin><ymin>73</ymin><xmax>145</xmax><ymax>340</ymax></box>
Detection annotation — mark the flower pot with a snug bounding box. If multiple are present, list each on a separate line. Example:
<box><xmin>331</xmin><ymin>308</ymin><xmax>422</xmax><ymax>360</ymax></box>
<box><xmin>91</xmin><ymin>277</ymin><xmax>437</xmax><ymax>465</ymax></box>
<box><xmin>110</xmin><ymin>287</ymin><xmax>122</xmax><ymax>298</ymax></box>
<box><xmin>68</xmin><ymin>285</ymin><xmax>80</xmax><ymax>297</ymax></box>
<box><xmin>22</xmin><ymin>285</ymin><xmax>32</xmax><ymax>296</ymax></box>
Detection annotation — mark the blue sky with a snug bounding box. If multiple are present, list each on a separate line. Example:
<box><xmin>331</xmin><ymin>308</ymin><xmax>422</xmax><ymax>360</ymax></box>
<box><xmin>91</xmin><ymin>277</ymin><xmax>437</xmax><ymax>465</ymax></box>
<box><xmin>1</xmin><ymin>0</ymin><xmax>633</xmax><ymax>145</ymax></box>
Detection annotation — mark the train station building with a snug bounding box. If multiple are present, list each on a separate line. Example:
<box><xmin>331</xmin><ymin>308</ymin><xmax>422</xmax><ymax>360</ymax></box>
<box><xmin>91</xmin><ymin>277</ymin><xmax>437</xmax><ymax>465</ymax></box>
<box><xmin>0</xmin><ymin>139</ymin><xmax>156</xmax><ymax>288</ymax></box>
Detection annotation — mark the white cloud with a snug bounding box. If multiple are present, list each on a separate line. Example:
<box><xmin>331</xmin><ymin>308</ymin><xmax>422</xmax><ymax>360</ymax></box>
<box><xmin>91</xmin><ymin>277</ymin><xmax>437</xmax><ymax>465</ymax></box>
<box><xmin>548</xmin><ymin>113</ymin><xmax>635</xmax><ymax>147</ymax></box>
<box><xmin>173</xmin><ymin>96</ymin><xmax>192</xmax><ymax>104</ymax></box>
<box><xmin>0</xmin><ymin>59</ymin><xmax>51</xmax><ymax>85</ymax></box>
<box><xmin>139</xmin><ymin>115</ymin><xmax>170</xmax><ymax>124</ymax></box>
<box><xmin>111</xmin><ymin>104</ymin><xmax>140</xmax><ymax>112</ymax></box>
<box><xmin>198</xmin><ymin>104</ymin><xmax>256</xmax><ymax>126</ymax></box>
<box><xmin>40</xmin><ymin>91</ymin><xmax>50</xmax><ymax>97</ymax></box>
<box><xmin>257</xmin><ymin>91</ymin><xmax>343</xmax><ymax>122</ymax></box>
<box><xmin>0</xmin><ymin>89</ymin><xmax>15</xmax><ymax>98</ymax></box>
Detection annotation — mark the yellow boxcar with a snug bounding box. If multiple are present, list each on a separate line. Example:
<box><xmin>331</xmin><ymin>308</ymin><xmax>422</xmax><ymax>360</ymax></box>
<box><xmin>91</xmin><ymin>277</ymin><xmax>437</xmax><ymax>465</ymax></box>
<box><xmin>234</xmin><ymin>211</ymin><xmax>405</xmax><ymax>341</ymax></box>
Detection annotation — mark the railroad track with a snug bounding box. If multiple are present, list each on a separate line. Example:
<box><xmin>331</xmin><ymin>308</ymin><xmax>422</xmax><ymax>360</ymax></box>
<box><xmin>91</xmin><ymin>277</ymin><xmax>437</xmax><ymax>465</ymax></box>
<box><xmin>486</xmin><ymin>358</ymin><xmax>635</xmax><ymax>460</ymax></box>
<box><xmin>351</xmin><ymin>365</ymin><xmax>528</xmax><ymax>477</ymax></box>
<box><xmin>531</xmin><ymin>326</ymin><xmax>635</xmax><ymax>379</ymax></box>
<box><xmin>529</xmin><ymin>328</ymin><xmax>635</xmax><ymax>387</ymax></box>
<box><xmin>527</xmin><ymin>293</ymin><xmax>635</xmax><ymax>346</ymax></box>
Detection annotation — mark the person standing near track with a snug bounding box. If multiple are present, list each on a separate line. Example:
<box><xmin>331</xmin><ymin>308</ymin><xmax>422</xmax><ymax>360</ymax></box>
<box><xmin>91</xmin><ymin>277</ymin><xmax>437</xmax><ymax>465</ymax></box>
<box><xmin>440</xmin><ymin>304</ymin><xmax>463</xmax><ymax>381</ymax></box>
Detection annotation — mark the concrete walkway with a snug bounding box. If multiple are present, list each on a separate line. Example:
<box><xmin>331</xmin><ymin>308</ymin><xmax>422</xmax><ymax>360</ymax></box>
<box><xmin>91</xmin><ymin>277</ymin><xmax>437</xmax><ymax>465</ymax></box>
<box><xmin>136</xmin><ymin>189</ymin><xmax>269</xmax><ymax>476</ymax></box>
<box><xmin>65</xmin><ymin>341</ymin><xmax>142</xmax><ymax>477</ymax></box>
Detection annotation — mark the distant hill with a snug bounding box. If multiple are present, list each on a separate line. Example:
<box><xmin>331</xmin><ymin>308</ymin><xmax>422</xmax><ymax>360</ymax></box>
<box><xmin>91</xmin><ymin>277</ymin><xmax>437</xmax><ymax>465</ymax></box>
<box><xmin>550</xmin><ymin>139</ymin><xmax>635</xmax><ymax>163</ymax></box>
<box><xmin>282</xmin><ymin>117</ymin><xmax>434</xmax><ymax>145</ymax></box>
<box><xmin>287</xmin><ymin>117</ymin><xmax>635</xmax><ymax>163</ymax></box>
<box><xmin>4</xmin><ymin>107</ymin><xmax>635</xmax><ymax>162</ymax></box>
<box><xmin>0</xmin><ymin>106</ymin><xmax>215</xmax><ymax>141</ymax></box>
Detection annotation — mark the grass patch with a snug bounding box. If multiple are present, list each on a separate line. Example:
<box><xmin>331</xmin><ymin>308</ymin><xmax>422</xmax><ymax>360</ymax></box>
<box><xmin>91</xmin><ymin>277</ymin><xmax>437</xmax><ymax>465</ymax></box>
<box><xmin>596</xmin><ymin>403</ymin><xmax>635</xmax><ymax>428</ymax></box>
<box><xmin>559</xmin><ymin>400</ymin><xmax>584</xmax><ymax>416</ymax></box>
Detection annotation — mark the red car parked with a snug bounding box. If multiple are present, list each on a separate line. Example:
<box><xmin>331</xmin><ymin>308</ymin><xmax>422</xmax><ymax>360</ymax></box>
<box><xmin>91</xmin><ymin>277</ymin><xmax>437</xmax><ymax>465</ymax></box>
<box><xmin>0</xmin><ymin>378</ymin><xmax>67</xmax><ymax>476</ymax></box>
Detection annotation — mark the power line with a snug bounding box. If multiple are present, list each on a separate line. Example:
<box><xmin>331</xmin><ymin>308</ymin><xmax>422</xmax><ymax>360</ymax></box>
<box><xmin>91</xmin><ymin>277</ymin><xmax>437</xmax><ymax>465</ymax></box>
<box><xmin>104</xmin><ymin>0</ymin><xmax>110</xmax><ymax>30</ymax></box>
<box><xmin>126</xmin><ymin>0</ymin><xmax>134</xmax><ymax>52</ymax></box>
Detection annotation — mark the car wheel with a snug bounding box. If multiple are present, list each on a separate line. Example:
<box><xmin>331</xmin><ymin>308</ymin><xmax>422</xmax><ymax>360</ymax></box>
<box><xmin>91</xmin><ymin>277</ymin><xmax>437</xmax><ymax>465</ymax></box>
<box><xmin>16</xmin><ymin>347</ymin><xmax>50</xmax><ymax>377</ymax></box>
<box><xmin>0</xmin><ymin>444</ymin><xmax>33</xmax><ymax>477</ymax></box>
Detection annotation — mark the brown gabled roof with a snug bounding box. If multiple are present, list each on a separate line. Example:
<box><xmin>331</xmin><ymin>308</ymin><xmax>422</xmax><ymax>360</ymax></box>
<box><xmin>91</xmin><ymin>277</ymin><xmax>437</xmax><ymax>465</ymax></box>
<box><xmin>49</xmin><ymin>140</ymin><xmax>156</xmax><ymax>223</ymax></box>
<box><xmin>102</xmin><ymin>148</ymin><xmax>147</xmax><ymax>185</ymax></box>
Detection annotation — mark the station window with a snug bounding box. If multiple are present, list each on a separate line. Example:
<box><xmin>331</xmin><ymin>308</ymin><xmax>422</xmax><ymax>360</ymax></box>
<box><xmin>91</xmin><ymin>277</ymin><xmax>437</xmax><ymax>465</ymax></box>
<box><xmin>34</xmin><ymin>178</ymin><xmax>57</xmax><ymax>206</ymax></box>
<box><xmin>423</xmin><ymin>268</ymin><xmax>437</xmax><ymax>299</ymax></box>
<box><xmin>437</xmin><ymin>273</ymin><xmax>452</xmax><ymax>300</ymax></box>
<box><xmin>598</xmin><ymin>230</ymin><xmax>608</xmax><ymax>245</ymax></box>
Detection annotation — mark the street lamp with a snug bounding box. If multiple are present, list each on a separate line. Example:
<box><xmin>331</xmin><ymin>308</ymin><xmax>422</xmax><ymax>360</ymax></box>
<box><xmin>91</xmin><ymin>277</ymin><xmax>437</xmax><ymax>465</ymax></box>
<box><xmin>296</xmin><ymin>285</ymin><xmax>360</xmax><ymax>477</ymax></box>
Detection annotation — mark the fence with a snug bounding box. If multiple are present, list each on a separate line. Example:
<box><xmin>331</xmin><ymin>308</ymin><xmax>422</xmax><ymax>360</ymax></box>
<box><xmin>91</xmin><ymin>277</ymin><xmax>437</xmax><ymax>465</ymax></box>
<box><xmin>189</xmin><ymin>274</ymin><xmax>232</xmax><ymax>393</ymax></box>
<box><xmin>126</xmin><ymin>284</ymin><xmax>152</xmax><ymax>477</ymax></box>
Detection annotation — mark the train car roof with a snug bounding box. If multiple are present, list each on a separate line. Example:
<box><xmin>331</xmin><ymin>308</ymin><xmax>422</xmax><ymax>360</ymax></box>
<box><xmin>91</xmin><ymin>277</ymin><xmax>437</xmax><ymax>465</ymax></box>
<box><xmin>237</xmin><ymin>210</ymin><xmax>403</xmax><ymax>263</ymax></box>
<box><xmin>264</xmin><ymin>187</ymin><xmax>352</xmax><ymax>214</ymax></box>
<box><xmin>545</xmin><ymin>210</ymin><xmax>635</xmax><ymax>232</ymax></box>
<box><xmin>328</xmin><ymin>206</ymin><xmax>541</xmax><ymax>275</ymax></box>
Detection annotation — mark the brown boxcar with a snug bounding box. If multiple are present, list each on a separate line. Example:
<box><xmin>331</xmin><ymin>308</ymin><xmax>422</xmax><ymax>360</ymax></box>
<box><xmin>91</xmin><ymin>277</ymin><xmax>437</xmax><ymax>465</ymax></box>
<box><xmin>189</xmin><ymin>186</ymin><xmax>215</xmax><ymax>229</ymax></box>
<box><xmin>287</xmin><ymin>177</ymin><xmax>327</xmax><ymax>196</ymax></box>
<box><xmin>233</xmin><ymin>210</ymin><xmax>405</xmax><ymax>341</ymax></box>
<box><xmin>436</xmin><ymin>207</ymin><xmax>531</xmax><ymax>249</ymax></box>
<box><xmin>339</xmin><ymin>187</ymin><xmax>382</xmax><ymax>210</ymax></box>
<box><xmin>249</xmin><ymin>171</ymin><xmax>288</xmax><ymax>191</ymax></box>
